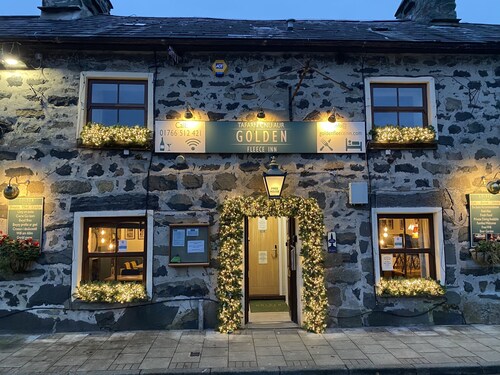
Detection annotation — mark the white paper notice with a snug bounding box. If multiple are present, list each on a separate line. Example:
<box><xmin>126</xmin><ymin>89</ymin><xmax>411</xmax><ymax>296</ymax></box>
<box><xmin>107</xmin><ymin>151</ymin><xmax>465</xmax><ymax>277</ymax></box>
<box><xmin>172</xmin><ymin>229</ymin><xmax>185</xmax><ymax>247</ymax></box>
<box><xmin>118</xmin><ymin>240</ymin><xmax>127</xmax><ymax>252</ymax></box>
<box><xmin>394</xmin><ymin>236</ymin><xmax>403</xmax><ymax>249</ymax></box>
<box><xmin>258</xmin><ymin>217</ymin><xmax>267</xmax><ymax>231</ymax></box>
<box><xmin>381</xmin><ymin>254</ymin><xmax>394</xmax><ymax>271</ymax></box>
<box><xmin>186</xmin><ymin>228</ymin><xmax>199</xmax><ymax>237</ymax></box>
<box><xmin>187</xmin><ymin>240</ymin><xmax>205</xmax><ymax>253</ymax></box>
<box><xmin>258</xmin><ymin>251</ymin><xmax>268</xmax><ymax>264</ymax></box>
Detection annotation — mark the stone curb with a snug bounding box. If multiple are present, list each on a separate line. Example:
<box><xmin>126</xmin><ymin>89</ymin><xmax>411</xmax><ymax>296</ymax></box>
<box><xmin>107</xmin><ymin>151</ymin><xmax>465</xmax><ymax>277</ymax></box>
<box><xmin>72</xmin><ymin>361</ymin><xmax>500</xmax><ymax>375</ymax></box>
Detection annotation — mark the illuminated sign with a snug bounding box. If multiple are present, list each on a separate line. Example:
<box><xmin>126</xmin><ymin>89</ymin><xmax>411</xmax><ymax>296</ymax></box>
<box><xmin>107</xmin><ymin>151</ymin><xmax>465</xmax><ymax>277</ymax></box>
<box><xmin>469</xmin><ymin>194</ymin><xmax>500</xmax><ymax>246</ymax></box>
<box><xmin>7</xmin><ymin>197</ymin><xmax>44</xmax><ymax>246</ymax></box>
<box><xmin>155</xmin><ymin>121</ymin><xmax>365</xmax><ymax>154</ymax></box>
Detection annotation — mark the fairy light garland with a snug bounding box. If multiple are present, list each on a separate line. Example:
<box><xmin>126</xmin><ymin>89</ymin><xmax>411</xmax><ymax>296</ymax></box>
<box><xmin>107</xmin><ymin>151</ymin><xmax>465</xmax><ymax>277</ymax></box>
<box><xmin>216</xmin><ymin>196</ymin><xmax>328</xmax><ymax>333</ymax></box>
<box><xmin>377</xmin><ymin>277</ymin><xmax>445</xmax><ymax>297</ymax></box>
<box><xmin>74</xmin><ymin>281</ymin><xmax>147</xmax><ymax>303</ymax></box>
<box><xmin>79</xmin><ymin>123</ymin><xmax>152</xmax><ymax>148</ymax></box>
<box><xmin>370</xmin><ymin>125</ymin><xmax>436</xmax><ymax>143</ymax></box>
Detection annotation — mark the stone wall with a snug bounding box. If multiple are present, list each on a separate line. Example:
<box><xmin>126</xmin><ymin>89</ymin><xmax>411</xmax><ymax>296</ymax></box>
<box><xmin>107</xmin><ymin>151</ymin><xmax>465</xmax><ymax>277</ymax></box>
<box><xmin>0</xmin><ymin>49</ymin><xmax>498</xmax><ymax>332</ymax></box>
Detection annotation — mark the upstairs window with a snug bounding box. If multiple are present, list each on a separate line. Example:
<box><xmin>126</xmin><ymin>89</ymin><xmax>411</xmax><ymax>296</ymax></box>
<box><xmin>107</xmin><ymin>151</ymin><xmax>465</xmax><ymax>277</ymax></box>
<box><xmin>371</xmin><ymin>83</ymin><xmax>427</xmax><ymax>128</ymax></box>
<box><xmin>77</xmin><ymin>72</ymin><xmax>154</xmax><ymax>135</ymax></box>
<box><xmin>87</xmin><ymin>79</ymin><xmax>147</xmax><ymax>127</ymax></box>
<box><xmin>364</xmin><ymin>77</ymin><xmax>438</xmax><ymax>147</ymax></box>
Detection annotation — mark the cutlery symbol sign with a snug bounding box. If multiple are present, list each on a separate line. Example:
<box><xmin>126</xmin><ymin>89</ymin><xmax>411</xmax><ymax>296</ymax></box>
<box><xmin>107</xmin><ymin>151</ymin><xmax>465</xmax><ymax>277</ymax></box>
<box><xmin>320</xmin><ymin>138</ymin><xmax>333</xmax><ymax>151</ymax></box>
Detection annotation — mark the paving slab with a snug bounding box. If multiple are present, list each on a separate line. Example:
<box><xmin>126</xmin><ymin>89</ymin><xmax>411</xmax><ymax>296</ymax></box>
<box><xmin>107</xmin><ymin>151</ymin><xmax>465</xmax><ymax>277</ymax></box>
<box><xmin>0</xmin><ymin>325</ymin><xmax>499</xmax><ymax>374</ymax></box>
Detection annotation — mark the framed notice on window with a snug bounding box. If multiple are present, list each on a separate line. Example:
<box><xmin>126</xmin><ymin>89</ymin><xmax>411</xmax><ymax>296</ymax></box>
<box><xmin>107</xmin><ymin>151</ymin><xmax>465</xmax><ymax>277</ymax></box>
<box><xmin>168</xmin><ymin>223</ymin><xmax>210</xmax><ymax>266</ymax></box>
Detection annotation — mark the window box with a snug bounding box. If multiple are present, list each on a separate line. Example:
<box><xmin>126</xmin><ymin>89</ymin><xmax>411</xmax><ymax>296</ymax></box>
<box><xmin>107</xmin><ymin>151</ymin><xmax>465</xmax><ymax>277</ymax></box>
<box><xmin>368</xmin><ymin>125</ymin><xmax>437</xmax><ymax>150</ymax></box>
<box><xmin>73</xmin><ymin>281</ymin><xmax>148</xmax><ymax>303</ymax></box>
<box><xmin>0</xmin><ymin>232</ymin><xmax>41</xmax><ymax>273</ymax></box>
<box><xmin>470</xmin><ymin>241</ymin><xmax>500</xmax><ymax>266</ymax></box>
<box><xmin>376</xmin><ymin>277</ymin><xmax>445</xmax><ymax>298</ymax></box>
<box><xmin>78</xmin><ymin>123</ymin><xmax>152</xmax><ymax>149</ymax></box>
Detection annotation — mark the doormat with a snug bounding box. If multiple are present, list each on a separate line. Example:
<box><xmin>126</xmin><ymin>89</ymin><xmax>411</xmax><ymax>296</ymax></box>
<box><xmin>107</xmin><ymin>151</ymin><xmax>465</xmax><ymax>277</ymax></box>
<box><xmin>250</xmin><ymin>300</ymin><xmax>289</xmax><ymax>312</ymax></box>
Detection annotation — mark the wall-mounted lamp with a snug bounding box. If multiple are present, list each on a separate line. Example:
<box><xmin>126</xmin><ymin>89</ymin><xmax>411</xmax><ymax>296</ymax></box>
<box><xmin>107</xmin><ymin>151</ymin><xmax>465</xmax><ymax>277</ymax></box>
<box><xmin>184</xmin><ymin>106</ymin><xmax>193</xmax><ymax>119</ymax></box>
<box><xmin>328</xmin><ymin>109</ymin><xmax>337</xmax><ymax>123</ymax></box>
<box><xmin>0</xmin><ymin>44</ymin><xmax>27</xmax><ymax>69</ymax></box>
<box><xmin>263</xmin><ymin>156</ymin><xmax>287</xmax><ymax>199</ymax></box>
<box><xmin>486</xmin><ymin>180</ymin><xmax>500</xmax><ymax>194</ymax></box>
<box><xmin>257</xmin><ymin>109</ymin><xmax>266</xmax><ymax>119</ymax></box>
<box><xmin>3</xmin><ymin>177</ymin><xmax>30</xmax><ymax>200</ymax></box>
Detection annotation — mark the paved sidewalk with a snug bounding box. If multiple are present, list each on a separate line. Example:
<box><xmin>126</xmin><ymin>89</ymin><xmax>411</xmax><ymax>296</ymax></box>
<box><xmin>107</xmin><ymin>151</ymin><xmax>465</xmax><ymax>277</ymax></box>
<box><xmin>0</xmin><ymin>325</ymin><xmax>500</xmax><ymax>374</ymax></box>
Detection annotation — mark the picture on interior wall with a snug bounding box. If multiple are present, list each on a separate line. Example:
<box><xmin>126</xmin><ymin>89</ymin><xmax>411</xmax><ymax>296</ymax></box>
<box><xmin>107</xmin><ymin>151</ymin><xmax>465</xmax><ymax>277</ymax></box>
<box><xmin>125</xmin><ymin>228</ymin><xmax>135</xmax><ymax>240</ymax></box>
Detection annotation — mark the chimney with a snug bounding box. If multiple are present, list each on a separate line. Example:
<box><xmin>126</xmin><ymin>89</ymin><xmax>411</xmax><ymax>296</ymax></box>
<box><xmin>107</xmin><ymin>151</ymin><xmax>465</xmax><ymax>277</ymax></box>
<box><xmin>39</xmin><ymin>0</ymin><xmax>113</xmax><ymax>20</ymax></box>
<box><xmin>395</xmin><ymin>0</ymin><xmax>458</xmax><ymax>23</ymax></box>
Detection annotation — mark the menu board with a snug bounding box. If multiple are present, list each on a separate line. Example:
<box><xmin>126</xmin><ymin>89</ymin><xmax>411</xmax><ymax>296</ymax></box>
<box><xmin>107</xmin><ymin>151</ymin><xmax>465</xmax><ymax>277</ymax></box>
<box><xmin>469</xmin><ymin>194</ymin><xmax>500</xmax><ymax>246</ymax></box>
<box><xmin>169</xmin><ymin>223</ymin><xmax>210</xmax><ymax>266</ymax></box>
<box><xmin>7</xmin><ymin>197</ymin><xmax>44</xmax><ymax>245</ymax></box>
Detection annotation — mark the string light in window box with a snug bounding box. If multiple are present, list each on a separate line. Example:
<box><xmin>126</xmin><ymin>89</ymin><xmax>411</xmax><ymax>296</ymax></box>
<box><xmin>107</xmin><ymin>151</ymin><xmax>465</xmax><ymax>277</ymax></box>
<box><xmin>376</xmin><ymin>277</ymin><xmax>445</xmax><ymax>298</ymax></box>
<box><xmin>369</xmin><ymin>125</ymin><xmax>437</xmax><ymax>150</ymax></box>
<box><xmin>74</xmin><ymin>281</ymin><xmax>147</xmax><ymax>303</ymax></box>
<box><xmin>78</xmin><ymin>123</ymin><xmax>152</xmax><ymax>149</ymax></box>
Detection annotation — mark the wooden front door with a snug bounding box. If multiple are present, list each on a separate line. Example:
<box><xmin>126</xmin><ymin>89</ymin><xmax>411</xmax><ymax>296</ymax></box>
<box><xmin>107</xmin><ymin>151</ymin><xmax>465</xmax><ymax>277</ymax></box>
<box><xmin>248</xmin><ymin>217</ymin><xmax>280</xmax><ymax>297</ymax></box>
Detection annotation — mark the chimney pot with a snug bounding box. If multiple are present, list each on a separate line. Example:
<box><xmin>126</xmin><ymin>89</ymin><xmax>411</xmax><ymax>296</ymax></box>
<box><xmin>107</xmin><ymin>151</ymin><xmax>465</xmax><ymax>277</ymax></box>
<box><xmin>286</xmin><ymin>19</ymin><xmax>295</xmax><ymax>31</ymax></box>
<box><xmin>40</xmin><ymin>0</ymin><xmax>113</xmax><ymax>20</ymax></box>
<box><xmin>395</xmin><ymin>0</ymin><xmax>458</xmax><ymax>23</ymax></box>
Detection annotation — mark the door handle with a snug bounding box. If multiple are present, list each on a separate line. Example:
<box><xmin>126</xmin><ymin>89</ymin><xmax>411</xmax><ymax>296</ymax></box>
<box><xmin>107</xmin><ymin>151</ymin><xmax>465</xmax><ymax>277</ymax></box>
<box><xmin>273</xmin><ymin>245</ymin><xmax>278</xmax><ymax>258</ymax></box>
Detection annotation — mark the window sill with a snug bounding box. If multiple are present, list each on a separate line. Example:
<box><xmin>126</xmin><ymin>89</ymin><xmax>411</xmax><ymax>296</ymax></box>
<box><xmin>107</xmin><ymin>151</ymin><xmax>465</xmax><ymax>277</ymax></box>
<box><xmin>77</xmin><ymin>141</ymin><xmax>152</xmax><ymax>151</ymax></box>
<box><xmin>369</xmin><ymin>141</ymin><xmax>438</xmax><ymax>150</ymax></box>
<box><xmin>377</xmin><ymin>294</ymin><xmax>445</xmax><ymax>301</ymax></box>
<box><xmin>67</xmin><ymin>299</ymin><xmax>150</xmax><ymax>310</ymax></box>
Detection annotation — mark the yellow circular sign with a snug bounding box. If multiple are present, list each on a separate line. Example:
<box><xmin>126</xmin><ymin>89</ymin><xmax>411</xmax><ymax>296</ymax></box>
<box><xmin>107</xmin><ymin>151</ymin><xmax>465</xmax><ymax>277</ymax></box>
<box><xmin>212</xmin><ymin>60</ymin><xmax>228</xmax><ymax>77</ymax></box>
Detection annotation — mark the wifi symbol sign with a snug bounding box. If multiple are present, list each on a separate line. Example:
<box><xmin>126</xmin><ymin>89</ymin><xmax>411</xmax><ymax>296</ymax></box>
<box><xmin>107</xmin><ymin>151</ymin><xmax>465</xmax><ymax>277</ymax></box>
<box><xmin>186</xmin><ymin>138</ymin><xmax>201</xmax><ymax>150</ymax></box>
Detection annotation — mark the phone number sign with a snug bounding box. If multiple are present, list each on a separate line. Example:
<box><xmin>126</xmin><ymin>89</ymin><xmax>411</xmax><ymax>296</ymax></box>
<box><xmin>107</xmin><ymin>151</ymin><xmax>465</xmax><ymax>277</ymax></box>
<box><xmin>155</xmin><ymin>121</ymin><xmax>206</xmax><ymax>153</ymax></box>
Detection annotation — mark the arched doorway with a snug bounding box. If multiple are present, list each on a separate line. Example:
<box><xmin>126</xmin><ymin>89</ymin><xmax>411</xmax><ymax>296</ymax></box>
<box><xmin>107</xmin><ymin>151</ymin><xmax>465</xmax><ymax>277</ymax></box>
<box><xmin>216</xmin><ymin>195</ymin><xmax>328</xmax><ymax>333</ymax></box>
<box><xmin>244</xmin><ymin>216</ymin><xmax>297</xmax><ymax>327</ymax></box>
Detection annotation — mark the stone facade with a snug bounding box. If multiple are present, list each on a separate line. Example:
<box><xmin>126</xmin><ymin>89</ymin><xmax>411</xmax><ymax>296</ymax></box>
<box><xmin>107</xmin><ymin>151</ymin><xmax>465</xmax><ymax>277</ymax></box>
<box><xmin>0</xmin><ymin>46</ymin><xmax>499</xmax><ymax>332</ymax></box>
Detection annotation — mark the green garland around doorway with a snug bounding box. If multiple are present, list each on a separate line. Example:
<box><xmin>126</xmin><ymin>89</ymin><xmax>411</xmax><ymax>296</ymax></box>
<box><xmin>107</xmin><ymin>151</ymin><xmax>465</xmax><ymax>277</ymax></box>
<box><xmin>216</xmin><ymin>195</ymin><xmax>328</xmax><ymax>333</ymax></box>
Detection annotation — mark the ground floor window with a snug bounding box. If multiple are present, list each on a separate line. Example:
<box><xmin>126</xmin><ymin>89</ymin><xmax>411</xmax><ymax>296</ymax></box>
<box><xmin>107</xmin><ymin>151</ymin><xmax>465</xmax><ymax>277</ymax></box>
<box><xmin>82</xmin><ymin>217</ymin><xmax>146</xmax><ymax>283</ymax></box>
<box><xmin>371</xmin><ymin>207</ymin><xmax>445</xmax><ymax>285</ymax></box>
<box><xmin>377</xmin><ymin>214</ymin><xmax>436</xmax><ymax>279</ymax></box>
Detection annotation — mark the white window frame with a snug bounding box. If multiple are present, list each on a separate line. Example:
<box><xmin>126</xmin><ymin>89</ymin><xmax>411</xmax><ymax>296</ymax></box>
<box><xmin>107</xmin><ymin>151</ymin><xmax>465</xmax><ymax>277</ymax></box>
<box><xmin>72</xmin><ymin>210</ymin><xmax>154</xmax><ymax>299</ymax></box>
<box><xmin>364</xmin><ymin>76</ymin><xmax>438</xmax><ymax>139</ymax></box>
<box><xmin>371</xmin><ymin>207</ymin><xmax>445</xmax><ymax>285</ymax></box>
<box><xmin>76</xmin><ymin>71</ymin><xmax>154</xmax><ymax>137</ymax></box>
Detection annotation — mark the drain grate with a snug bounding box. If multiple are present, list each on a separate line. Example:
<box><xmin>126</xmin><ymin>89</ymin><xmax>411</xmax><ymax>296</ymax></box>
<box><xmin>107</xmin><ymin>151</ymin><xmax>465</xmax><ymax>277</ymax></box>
<box><xmin>190</xmin><ymin>351</ymin><xmax>200</xmax><ymax>357</ymax></box>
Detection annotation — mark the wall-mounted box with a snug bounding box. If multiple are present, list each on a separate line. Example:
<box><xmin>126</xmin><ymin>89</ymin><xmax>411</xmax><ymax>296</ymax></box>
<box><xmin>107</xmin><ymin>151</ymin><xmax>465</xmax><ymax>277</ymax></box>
<box><xmin>349</xmin><ymin>182</ymin><xmax>368</xmax><ymax>204</ymax></box>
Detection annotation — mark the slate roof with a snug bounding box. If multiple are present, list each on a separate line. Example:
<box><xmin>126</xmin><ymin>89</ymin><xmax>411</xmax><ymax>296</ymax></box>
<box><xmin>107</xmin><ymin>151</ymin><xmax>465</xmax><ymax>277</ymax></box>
<box><xmin>0</xmin><ymin>15</ymin><xmax>499</xmax><ymax>53</ymax></box>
